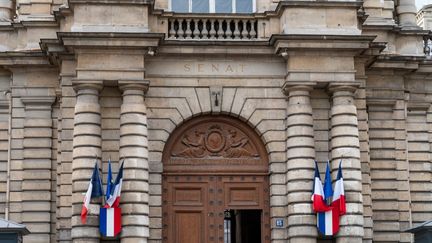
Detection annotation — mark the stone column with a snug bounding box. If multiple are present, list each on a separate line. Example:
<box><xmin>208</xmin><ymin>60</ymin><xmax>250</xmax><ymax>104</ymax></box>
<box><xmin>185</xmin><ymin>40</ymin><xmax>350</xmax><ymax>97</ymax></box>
<box><xmin>119</xmin><ymin>80</ymin><xmax>150</xmax><ymax>243</ymax></box>
<box><xmin>0</xmin><ymin>0</ymin><xmax>13</xmax><ymax>23</ymax></box>
<box><xmin>396</xmin><ymin>0</ymin><xmax>417</xmax><ymax>27</ymax></box>
<box><xmin>283</xmin><ymin>84</ymin><xmax>317</xmax><ymax>243</ymax></box>
<box><xmin>329</xmin><ymin>85</ymin><xmax>363</xmax><ymax>243</ymax></box>
<box><xmin>71</xmin><ymin>81</ymin><xmax>103</xmax><ymax>243</ymax></box>
<box><xmin>21</xmin><ymin>96</ymin><xmax>56</xmax><ymax>243</ymax></box>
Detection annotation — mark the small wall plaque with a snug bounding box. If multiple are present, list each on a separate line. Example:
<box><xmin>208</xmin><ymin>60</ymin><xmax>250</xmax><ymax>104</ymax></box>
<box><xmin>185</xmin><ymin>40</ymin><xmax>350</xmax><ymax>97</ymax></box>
<box><xmin>276</xmin><ymin>219</ymin><xmax>284</xmax><ymax>227</ymax></box>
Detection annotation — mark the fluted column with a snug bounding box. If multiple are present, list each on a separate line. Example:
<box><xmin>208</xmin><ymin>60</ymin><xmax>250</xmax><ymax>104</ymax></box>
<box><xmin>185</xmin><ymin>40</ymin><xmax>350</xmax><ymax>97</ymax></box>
<box><xmin>329</xmin><ymin>85</ymin><xmax>363</xmax><ymax>243</ymax></box>
<box><xmin>283</xmin><ymin>84</ymin><xmax>317</xmax><ymax>243</ymax></box>
<box><xmin>119</xmin><ymin>80</ymin><xmax>150</xmax><ymax>243</ymax></box>
<box><xmin>396</xmin><ymin>0</ymin><xmax>417</xmax><ymax>27</ymax></box>
<box><xmin>71</xmin><ymin>81</ymin><xmax>103</xmax><ymax>243</ymax></box>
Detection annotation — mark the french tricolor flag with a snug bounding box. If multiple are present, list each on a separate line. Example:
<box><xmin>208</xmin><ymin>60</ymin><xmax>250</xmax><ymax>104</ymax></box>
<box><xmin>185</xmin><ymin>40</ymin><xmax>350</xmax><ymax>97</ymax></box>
<box><xmin>317</xmin><ymin>162</ymin><xmax>334</xmax><ymax>236</ymax></box>
<box><xmin>105</xmin><ymin>161</ymin><xmax>124</xmax><ymax>208</ymax></box>
<box><xmin>331</xmin><ymin>160</ymin><xmax>346</xmax><ymax>234</ymax></box>
<box><xmin>312</xmin><ymin>161</ymin><xmax>332</xmax><ymax>212</ymax></box>
<box><xmin>315</xmin><ymin>161</ymin><xmax>346</xmax><ymax>236</ymax></box>
<box><xmin>100</xmin><ymin>207</ymin><xmax>122</xmax><ymax>237</ymax></box>
<box><xmin>81</xmin><ymin>162</ymin><xmax>103</xmax><ymax>224</ymax></box>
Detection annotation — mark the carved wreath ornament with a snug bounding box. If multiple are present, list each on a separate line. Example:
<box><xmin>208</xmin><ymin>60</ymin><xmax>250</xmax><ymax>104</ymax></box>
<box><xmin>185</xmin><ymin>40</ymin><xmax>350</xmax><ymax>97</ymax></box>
<box><xmin>171</xmin><ymin>125</ymin><xmax>259</xmax><ymax>159</ymax></box>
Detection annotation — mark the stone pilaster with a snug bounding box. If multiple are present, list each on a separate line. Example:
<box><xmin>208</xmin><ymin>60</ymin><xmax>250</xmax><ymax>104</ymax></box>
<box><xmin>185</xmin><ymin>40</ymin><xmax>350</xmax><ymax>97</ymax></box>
<box><xmin>329</xmin><ymin>85</ymin><xmax>364</xmax><ymax>243</ymax></box>
<box><xmin>283</xmin><ymin>84</ymin><xmax>317</xmax><ymax>243</ymax></box>
<box><xmin>119</xmin><ymin>80</ymin><xmax>150</xmax><ymax>243</ymax></box>
<box><xmin>21</xmin><ymin>96</ymin><xmax>56</xmax><ymax>243</ymax></box>
<box><xmin>71</xmin><ymin>81</ymin><xmax>103</xmax><ymax>243</ymax></box>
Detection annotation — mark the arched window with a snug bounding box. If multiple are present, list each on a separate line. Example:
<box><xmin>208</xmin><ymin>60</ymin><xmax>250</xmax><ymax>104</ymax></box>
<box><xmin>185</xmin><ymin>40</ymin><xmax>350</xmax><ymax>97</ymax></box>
<box><xmin>170</xmin><ymin>0</ymin><xmax>255</xmax><ymax>13</ymax></box>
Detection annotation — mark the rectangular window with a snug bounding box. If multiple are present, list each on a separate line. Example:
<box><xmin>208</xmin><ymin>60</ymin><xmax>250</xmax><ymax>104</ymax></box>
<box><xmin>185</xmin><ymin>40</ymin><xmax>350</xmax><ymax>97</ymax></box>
<box><xmin>236</xmin><ymin>0</ymin><xmax>252</xmax><ymax>13</ymax></box>
<box><xmin>192</xmin><ymin>0</ymin><xmax>209</xmax><ymax>13</ymax></box>
<box><xmin>171</xmin><ymin>0</ymin><xmax>254</xmax><ymax>13</ymax></box>
<box><xmin>215</xmin><ymin>0</ymin><xmax>232</xmax><ymax>13</ymax></box>
<box><xmin>172</xmin><ymin>0</ymin><xmax>189</xmax><ymax>12</ymax></box>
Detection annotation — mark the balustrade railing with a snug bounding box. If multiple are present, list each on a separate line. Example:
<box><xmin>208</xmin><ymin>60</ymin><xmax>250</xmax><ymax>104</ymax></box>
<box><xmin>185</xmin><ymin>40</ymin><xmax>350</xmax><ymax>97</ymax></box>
<box><xmin>424</xmin><ymin>34</ymin><xmax>432</xmax><ymax>56</ymax></box>
<box><xmin>168</xmin><ymin>17</ymin><xmax>258</xmax><ymax>40</ymax></box>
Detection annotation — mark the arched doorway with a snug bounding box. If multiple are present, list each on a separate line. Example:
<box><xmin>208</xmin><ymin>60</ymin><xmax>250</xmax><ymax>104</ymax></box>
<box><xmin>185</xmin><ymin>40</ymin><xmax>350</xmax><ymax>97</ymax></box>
<box><xmin>162</xmin><ymin>116</ymin><xmax>270</xmax><ymax>243</ymax></box>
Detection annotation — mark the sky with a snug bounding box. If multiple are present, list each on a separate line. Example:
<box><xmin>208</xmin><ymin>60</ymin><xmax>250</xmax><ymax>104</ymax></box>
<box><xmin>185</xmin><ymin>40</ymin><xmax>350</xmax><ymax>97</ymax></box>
<box><xmin>416</xmin><ymin>0</ymin><xmax>431</xmax><ymax>10</ymax></box>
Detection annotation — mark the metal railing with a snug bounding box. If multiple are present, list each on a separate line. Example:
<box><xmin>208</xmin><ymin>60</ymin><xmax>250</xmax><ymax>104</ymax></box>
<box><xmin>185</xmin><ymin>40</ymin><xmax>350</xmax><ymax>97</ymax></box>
<box><xmin>168</xmin><ymin>17</ymin><xmax>258</xmax><ymax>40</ymax></box>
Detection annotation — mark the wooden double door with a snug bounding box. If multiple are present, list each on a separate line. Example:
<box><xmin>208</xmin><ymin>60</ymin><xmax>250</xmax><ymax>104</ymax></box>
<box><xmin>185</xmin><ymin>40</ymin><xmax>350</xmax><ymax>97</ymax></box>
<box><xmin>162</xmin><ymin>115</ymin><xmax>270</xmax><ymax>243</ymax></box>
<box><xmin>162</xmin><ymin>174</ymin><xmax>270</xmax><ymax>243</ymax></box>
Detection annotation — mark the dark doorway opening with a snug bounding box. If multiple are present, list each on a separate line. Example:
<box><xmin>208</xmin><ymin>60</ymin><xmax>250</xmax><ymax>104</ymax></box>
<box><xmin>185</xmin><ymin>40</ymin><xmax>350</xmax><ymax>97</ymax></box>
<box><xmin>224</xmin><ymin>209</ymin><xmax>262</xmax><ymax>243</ymax></box>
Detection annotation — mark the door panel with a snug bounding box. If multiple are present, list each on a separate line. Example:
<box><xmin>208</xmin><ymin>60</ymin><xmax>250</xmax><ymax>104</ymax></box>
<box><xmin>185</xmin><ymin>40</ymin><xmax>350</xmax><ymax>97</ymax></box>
<box><xmin>175</xmin><ymin>211</ymin><xmax>203</xmax><ymax>243</ymax></box>
<box><xmin>163</xmin><ymin>175</ymin><xmax>270</xmax><ymax>243</ymax></box>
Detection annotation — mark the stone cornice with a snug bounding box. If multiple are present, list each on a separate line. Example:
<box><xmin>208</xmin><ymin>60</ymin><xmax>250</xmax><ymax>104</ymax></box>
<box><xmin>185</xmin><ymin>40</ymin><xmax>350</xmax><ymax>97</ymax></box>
<box><xmin>56</xmin><ymin>32</ymin><xmax>164</xmax><ymax>49</ymax></box>
<box><xmin>370</xmin><ymin>55</ymin><xmax>425</xmax><ymax>71</ymax></box>
<box><xmin>0</xmin><ymin>51</ymin><xmax>51</xmax><ymax>66</ymax></box>
<box><xmin>270</xmin><ymin>34</ymin><xmax>377</xmax><ymax>55</ymax></box>
<box><xmin>21</xmin><ymin>96</ymin><xmax>56</xmax><ymax>107</ymax></box>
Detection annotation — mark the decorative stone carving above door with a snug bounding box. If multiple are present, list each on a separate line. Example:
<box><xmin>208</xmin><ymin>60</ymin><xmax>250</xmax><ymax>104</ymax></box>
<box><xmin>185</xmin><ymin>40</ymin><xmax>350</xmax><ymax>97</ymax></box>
<box><xmin>163</xmin><ymin>115</ymin><xmax>268</xmax><ymax>174</ymax></box>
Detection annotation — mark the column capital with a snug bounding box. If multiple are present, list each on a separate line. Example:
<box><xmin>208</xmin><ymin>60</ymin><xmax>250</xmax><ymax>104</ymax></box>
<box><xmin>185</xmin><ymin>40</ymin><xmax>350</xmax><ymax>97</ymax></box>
<box><xmin>282</xmin><ymin>82</ymin><xmax>316</xmax><ymax>96</ymax></box>
<box><xmin>119</xmin><ymin>80</ymin><xmax>149</xmax><ymax>94</ymax></box>
<box><xmin>72</xmin><ymin>79</ymin><xmax>103</xmax><ymax>92</ymax></box>
<box><xmin>328</xmin><ymin>83</ymin><xmax>359</xmax><ymax>94</ymax></box>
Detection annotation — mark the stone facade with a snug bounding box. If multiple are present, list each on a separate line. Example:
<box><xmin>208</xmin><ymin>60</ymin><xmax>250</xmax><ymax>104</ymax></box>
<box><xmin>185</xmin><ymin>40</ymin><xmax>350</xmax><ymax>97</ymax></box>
<box><xmin>0</xmin><ymin>0</ymin><xmax>431</xmax><ymax>242</ymax></box>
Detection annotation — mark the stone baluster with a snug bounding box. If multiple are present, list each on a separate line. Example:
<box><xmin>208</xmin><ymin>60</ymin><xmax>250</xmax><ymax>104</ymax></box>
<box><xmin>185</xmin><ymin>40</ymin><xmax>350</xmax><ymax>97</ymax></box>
<box><xmin>119</xmin><ymin>80</ymin><xmax>150</xmax><ymax>243</ymax></box>
<box><xmin>225</xmin><ymin>20</ymin><xmax>233</xmax><ymax>39</ymax></box>
<box><xmin>284</xmin><ymin>84</ymin><xmax>317</xmax><ymax>243</ymax></box>
<box><xmin>233</xmin><ymin>19</ymin><xmax>240</xmax><ymax>39</ymax></box>
<box><xmin>241</xmin><ymin>20</ymin><xmax>248</xmax><ymax>39</ymax></box>
<box><xmin>217</xmin><ymin>20</ymin><xmax>225</xmax><ymax>39</ymax></box>
<box><xmin>209</xmin><ymin>19</ymin><xmax>216</xmax><ymax>39</ymax></box>
<box><xmin>168</xmin><ymin>20</ymin><xmax>176</xmax><ymax>39</ymax></box>
<box><xmin>21</xmin><ymin>96</ymin><xmax>56</xmax><ymax>243</ymax></box>
<box><xmin>71</xmin><ymin>81</ymin><xmax>103</xmax><ymax>243</ymax></box>
<box><xmin>201</xmin><ymin>19</ymin><xmax>209</xmax><ymax>39</ymax></box>
<box><xmin>192</xmin><ymin>19</ymin><xmax>199</xmax><ymax>39</ymax></box>
<box><xmin>329</xmin><ymin>85</ymin><xmax>364</xmax><ymax>243</ymax></box>
<box><xmin>177</xmin><ymin>19</ymin><xmax>185</xmax><ymax>39</ymax></box>
<box><xmin>185</xmin><ymin>19</ymin><xmax>192</xmax><ymax>39</ymax></box>
<box><xmin>397</xmin><ymin>0</ymin><xmax>418</xmax><ymax>27</ymax></box>
<box><xmin>250</xmin><ymin>20</ymin><xmax>257</xmax><ymax>39</ymax></box>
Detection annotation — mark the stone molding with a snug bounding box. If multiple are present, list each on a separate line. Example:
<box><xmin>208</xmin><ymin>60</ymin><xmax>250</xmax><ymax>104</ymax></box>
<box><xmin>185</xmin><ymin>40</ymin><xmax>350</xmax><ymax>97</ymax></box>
<box><xmin>71</xmin><ymin>79</ymin><xmax>103</xmax><ymax>92</ymax></box>
<box><xmin>282</xmin><ymin>82</ymin><xmax>316</xmax><ymax>96</ymax></box>
<box><xmin>20</xmin><ymin>96</ymin><xmax>56</xmax><ymax>107</ymax></box>
<box><xmin>119</xmin><ymin>80</ymin><xmax>150</xmax><ymax>93</ymax></box>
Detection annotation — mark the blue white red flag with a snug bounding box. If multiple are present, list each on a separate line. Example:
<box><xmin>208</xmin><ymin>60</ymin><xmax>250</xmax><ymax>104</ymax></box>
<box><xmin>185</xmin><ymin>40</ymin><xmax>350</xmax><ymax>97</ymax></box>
<box><xmin>317</xmin><ymin>162</ymin><xmax>334</xmax><ymax>236</ymax></box>
<box><xmin>81</xmin><ymin>162</ymin><xmax>103</xmax><ymax>224</ymax></box>
<box><xmin>311</xmin><ymin>161</ymin><xmax>332</xmax><ymax>212</ymax></box>
<box><xmin>331</xmin><ymin>160</ymin><xmax>346</xmax><ymax>233</ymax></box>
<box><xmin>106</xmin><ymin>161</ymin><xmax>124</xmax><ymax>208</ymax></box>
<box><xmin>315</xmin><ymin>160</ymin><xmax>346</xmax><ymax>236</ymax></box>
<box><xmin>100</xmin><ymin>207</ymin><xmax>122</xmax><ymax>237</ymax></box>
<box><xmin>105</xmin><ymin>159</ymin><xmax>113</xmax><ymax>204</ymax></box>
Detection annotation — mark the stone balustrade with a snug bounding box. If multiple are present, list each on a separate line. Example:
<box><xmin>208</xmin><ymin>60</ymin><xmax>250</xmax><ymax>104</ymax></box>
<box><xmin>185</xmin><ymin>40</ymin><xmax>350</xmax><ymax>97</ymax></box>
<box><xmin>168</xmin><ymin>16</ymin><xmax>258</xmax><ymax>40</ymax></box>
<box><xmin>424</xmin><ymin>34</ymin><xmax>432</xmax><ymax>56</ymax></box>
